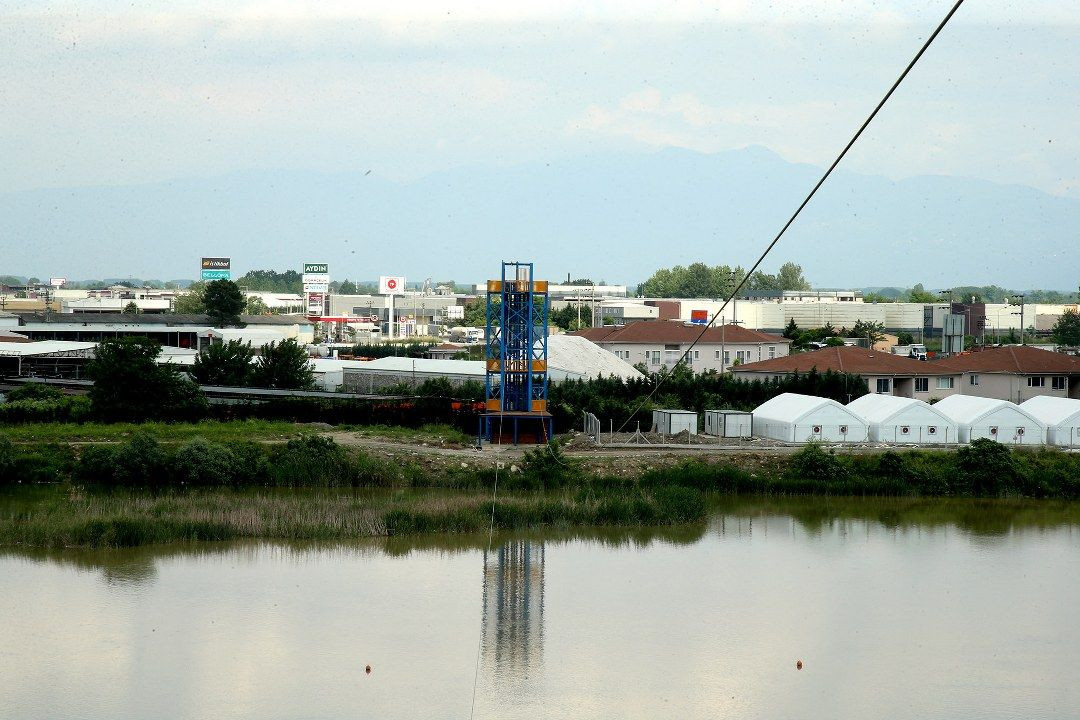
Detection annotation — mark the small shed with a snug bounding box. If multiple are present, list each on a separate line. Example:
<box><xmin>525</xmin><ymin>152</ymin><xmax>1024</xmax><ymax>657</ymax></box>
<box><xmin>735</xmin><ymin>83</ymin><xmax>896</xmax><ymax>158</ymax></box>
<box><xmin>847</xmin><ymin>394</ymin><xmax>957</xmax><ymax>444</ymax></box>
<box><xmin>751</xmin><ymin>393</ymin><xmax>868</xmax><ymax>443</ymax></box>
<box><xmin>1019</xmin><ymin>396</ymin><xmax>1080</xmax><ymax>447</ymax></box>
<box><xmin>652</xmin><ymin>409</ymin><xmax>698</xmax><ymax>436</ymax></box>
<box><xmin>933</xmin><ymin>396</ymin><xmax>1045</xmax><ymax>445</ymax></box>
<box><xmin>704</xmin><ymin>410</ymin><xmax>753</xmax><ymax>438</ymax></box>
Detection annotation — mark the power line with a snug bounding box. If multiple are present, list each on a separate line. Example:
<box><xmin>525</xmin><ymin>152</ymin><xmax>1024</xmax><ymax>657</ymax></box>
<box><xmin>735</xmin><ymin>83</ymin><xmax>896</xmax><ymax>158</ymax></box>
<box><xmin>616</xmin><ymin>0</ymin><xmax>967</xmax><ymax>434</ymax></box>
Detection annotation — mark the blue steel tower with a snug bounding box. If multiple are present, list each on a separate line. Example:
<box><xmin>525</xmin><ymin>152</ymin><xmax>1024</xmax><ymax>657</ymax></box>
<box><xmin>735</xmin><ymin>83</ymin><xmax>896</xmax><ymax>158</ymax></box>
<box><xmin>482</xmin><ymin>262</ymin><xmax>551</xmax><ymax>444</ymax></box>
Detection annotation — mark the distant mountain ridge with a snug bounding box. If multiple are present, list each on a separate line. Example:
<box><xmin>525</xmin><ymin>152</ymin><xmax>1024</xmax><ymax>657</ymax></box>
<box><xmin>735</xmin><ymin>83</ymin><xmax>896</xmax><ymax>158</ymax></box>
<box><xmin>1</xmin><ymin>146</ymin><xmax>1076</xmax><ymax>288</ymax></box>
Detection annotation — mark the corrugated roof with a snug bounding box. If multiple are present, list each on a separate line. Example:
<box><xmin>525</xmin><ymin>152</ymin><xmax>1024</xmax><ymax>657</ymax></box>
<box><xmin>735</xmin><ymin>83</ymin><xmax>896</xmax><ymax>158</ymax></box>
<box><xmin>569</xmin><ymin>322</ymin><xmax>785</xmax><ymax>345</ymax></box>
<box><xmin>0</xmin><ymin>341</ymin><xmax>97</xmax><ymax>357</ymax></box>
<box><xmin>734</xmin><ymin>345</ymin><xmax>954</xmax><ymax>375</ymax></box>
<box><xmin>931</xmin><ymin>346</ymin><xmax>1080</xmax><ymax>374</ymax></box>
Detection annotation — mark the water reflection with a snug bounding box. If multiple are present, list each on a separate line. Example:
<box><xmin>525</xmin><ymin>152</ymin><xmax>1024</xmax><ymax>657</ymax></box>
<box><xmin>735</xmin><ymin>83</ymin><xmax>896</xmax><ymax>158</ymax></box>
<box><xmin>481</xmin><ymin>541</ymin><xmax>545</xmax><ymax>677</ymax></box>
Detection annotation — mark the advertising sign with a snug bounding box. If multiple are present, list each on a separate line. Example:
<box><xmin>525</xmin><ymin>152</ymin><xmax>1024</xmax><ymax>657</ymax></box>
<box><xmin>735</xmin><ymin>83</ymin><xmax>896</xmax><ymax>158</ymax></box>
<box><xmin>303</xmin><ymin>263</ymin><xmax>329</xmax><ymax>274</ymax></box>
<box><xmin>307</xmin><ymin>292</ymin><xmax>325</xmax><ymax>316</ymax></box>
<box><xmin>302</xmin><ymin>273</ymin><xmax>330</xmax><ymax>285</ymax></box>
<box><xmin>690</xmin><ymin>309</ymin><xmax>708</xmax><ymax>325</ymax></box>
<box><xmin>201</xmin><ymin>270</ymin><xmax>232</xmax><ymax>281</ymax></box>
<box><xmin>446</xmin><ymin>305</ymin><xmax>465</xmax><ymax>320</ymax></box>
<box><xmin>201</xmin><ymin>257</ymin><xmax>231</xmax><ymax>270</ymax></box>
<box><xmin>49</xmin><ymin>277</ymin><xmax>67</xmax><ymax>288</ymax></box>
<box><xmin>303</xmin><ymin>282</ymin><xmax>329</xmax><ymax>294</ymax></box>
<box><xmin>379</xmin><ymin>276</ymin><xmax>406</xmax><ymax>295</ymax></box>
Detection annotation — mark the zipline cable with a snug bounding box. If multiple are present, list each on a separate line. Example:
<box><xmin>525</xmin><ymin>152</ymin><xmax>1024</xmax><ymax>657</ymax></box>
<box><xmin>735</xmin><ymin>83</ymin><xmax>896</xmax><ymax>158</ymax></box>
<box><xmin>614</xmin><ymin>0</ymin><xmax>967</xmax><ymax>435</ymax></box>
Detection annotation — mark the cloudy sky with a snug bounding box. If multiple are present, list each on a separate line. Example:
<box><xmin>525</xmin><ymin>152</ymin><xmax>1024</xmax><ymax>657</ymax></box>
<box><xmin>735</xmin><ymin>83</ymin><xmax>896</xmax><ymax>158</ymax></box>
<box><xmin>1</xmin><ymin>0</ymin><xmax>1076</xmax><ymax>199</ymax></box>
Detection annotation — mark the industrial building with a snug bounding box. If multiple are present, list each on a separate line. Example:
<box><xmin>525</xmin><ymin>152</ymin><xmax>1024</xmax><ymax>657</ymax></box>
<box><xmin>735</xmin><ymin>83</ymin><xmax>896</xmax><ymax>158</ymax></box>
<box><xmin>847</xmin><ymin>394</ymin><xmax>958</xmax><ymax>444</ymax></box>
<box><xmin>1018</xmin><ymin>397</ymin><xmax>1080</xmax><ymax>447</ymax></box>
<box><xmin>572</xmin><ymin>322</ymin><xmax>789</xmax><ymax>373</ymax></box>
<box><xmin>751</xmin><ymin>392</ymin><xmax>869</xmax><ymax>443</ymax></box>
<box><xmin>933</xmin><ymin>396</ymin><xmax>1045</xmax><ymax>445</ymax></box>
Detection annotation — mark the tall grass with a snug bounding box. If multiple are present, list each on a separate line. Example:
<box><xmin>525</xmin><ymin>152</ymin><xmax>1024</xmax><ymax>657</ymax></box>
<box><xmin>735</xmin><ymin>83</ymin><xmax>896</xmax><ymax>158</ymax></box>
<box><xmin>0</xmin><ymin>420</ymin><xmax>307</xmax><ymax>444</ymax></box>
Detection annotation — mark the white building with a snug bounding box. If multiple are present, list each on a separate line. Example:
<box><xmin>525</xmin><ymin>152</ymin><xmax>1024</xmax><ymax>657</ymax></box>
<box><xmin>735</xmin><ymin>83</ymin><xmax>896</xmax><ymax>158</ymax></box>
<box><xmin>847</xmin><ymin>394</ymin><xmax>958</xmax><ymax>444</ymax></box>
<box><xmin>933</xmin><ymin>396</ymin><xmax>1045</xmax><ymax>445</ymax></box>
<box><xmin>752</xmin><ymin>393</ymin><xmax>869</xmax><ymax>443</ymax></box>
<box><xmin>1018</xmin><ymin>396</ymin><xmax>1080</xmax><ymax>447</ymax></box>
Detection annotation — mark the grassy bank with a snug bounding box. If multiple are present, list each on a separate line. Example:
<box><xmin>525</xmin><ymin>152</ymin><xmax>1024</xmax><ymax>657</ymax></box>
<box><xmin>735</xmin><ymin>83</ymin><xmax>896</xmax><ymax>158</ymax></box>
<box><xmin>0</xmin><ymin>420</ymin><xmax>309</xmax><ymax>444</ymax></box>
<box><xmin>2</xmin><ymin>431</ymin><xmax>1080</xmax><ymax>549</ymax></box>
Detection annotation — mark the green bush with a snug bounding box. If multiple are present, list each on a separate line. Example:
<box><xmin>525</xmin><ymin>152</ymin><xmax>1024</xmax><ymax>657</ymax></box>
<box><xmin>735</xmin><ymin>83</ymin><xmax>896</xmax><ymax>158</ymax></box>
<box><xmin>956</xmin><ymin>439</ymin><xmax>1015</xmax><ymax>496</ymax></box>
<box><xmin>112</xmin><ymin>432</ymin><xmax>169</xmax><ymax>488</ymax></box>
<box><xmin>74</xmin><ymin>445</ymin><xmax>119</xmax><ymax>485</ymax></box>
<box><xmin>268</xmin><ymin>435</ymin><xmax>350</xmax><ymax>486</ymax></box>
<box><xmin>0</xmin><ymin>438</ymin><xmax>17</xmax><ymax>484</ymax></box>
<box><xmin>6</xmin><ymin>384</ymin><xmax>66</xmax><ymax>402</ymax></box>
<box><xmin>788</xmin><ymin>443</ymin><xmax>850</xmax><ymax>482</ymax></box>
<box><xmin>225</xmin><ymin>442</ymin><xmax>272</xmax><ymax>486</ymax></box>
<box><xmin>172</xmin><ymin>438</ymin><xmax>237</xmax><ymax>486</ymax></box>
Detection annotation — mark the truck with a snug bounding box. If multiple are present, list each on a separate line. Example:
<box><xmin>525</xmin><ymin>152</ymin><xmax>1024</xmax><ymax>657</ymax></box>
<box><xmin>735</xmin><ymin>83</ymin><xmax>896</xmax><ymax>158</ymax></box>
<box><xmin>891</xmin><ymin>344</ymin><xmax>928</xmax><ymax>360</ymax></box>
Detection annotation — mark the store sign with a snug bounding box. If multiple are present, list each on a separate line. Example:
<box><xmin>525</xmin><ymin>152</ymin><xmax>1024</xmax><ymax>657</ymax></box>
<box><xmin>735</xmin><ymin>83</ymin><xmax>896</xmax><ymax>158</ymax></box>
<box><xmin>303</xmin><ymin>282</ymin><xmax>329</xmax><ymax>293</ymax></box>
<box><xmin>690</xmin><ymin>309</ymin><xmax>708</xmax><ymax>325</ymax></box>
<box><xmin>304</xmin><ymin>263</ymin><xmax>328</xmax><ymax>274</ymax></box>
<box><xmin>379</xmin><ymin>275</ymin><xmax>405</xmax><ymax>295</ymax></box>
<box><xmin>201</xmin><ymin>257</ymin><xmax>231</xmax><ymax>270</ymax></box>
<box><xmin>302</xmin><ymin>273</ymin><xmax>330</xmax><ymax>284</ymax></box>
<box><xmin>201</xmin><ymin>269</ymin><xmax>232</xmax><ymax>281</ymax></box>
<box><xmin>49</xmin><ymin>277</ymin><xmax>67</xmax><ymax>288</ymax></box>
<box><xmin>307</xmin><ymin>292</ymin><xmax>325</xmax><ymax>316</ymax></box>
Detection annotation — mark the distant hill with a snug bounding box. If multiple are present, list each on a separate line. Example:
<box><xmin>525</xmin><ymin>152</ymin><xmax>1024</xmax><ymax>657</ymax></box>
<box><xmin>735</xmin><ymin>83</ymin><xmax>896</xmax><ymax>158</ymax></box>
<box><xmin>2</xmin><ymin>146</ymin><xmax>1076</xmax><ymax>288</ymax></box>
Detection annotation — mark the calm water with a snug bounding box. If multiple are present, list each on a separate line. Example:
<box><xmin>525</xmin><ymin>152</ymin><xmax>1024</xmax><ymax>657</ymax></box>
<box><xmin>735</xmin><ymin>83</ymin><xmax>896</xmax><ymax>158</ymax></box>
<box><xmin>2</xmin><ymin>496</ymin><xmax>1079</xmax><ymax>720</ymax></box>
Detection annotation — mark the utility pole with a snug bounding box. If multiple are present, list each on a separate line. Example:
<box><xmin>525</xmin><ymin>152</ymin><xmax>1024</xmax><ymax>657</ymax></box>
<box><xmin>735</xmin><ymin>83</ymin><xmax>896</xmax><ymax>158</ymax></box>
<box><xmin>1017</xmin><ymin>294</ymin><xmax>1026</xmax><ymax>346</ymax></box>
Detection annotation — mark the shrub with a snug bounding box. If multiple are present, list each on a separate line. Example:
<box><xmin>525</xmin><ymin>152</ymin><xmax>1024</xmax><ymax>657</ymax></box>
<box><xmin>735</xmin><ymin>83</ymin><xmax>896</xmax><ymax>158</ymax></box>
<box><xmin>0</xmin><ymin>438</ymin><xmax>17</xmax><ymax>484</ymax></box>
<box><xmin>112</xmin><ymin>432</ymin><xmax>169</xmax><ymax>488</ymax></box>
<box><xmin>6</xmin><ymin>384</ymin><xmax>66</xmax><ymax>402</ymax></box>
<box><xmin>225</xmin><ymin>442</ymin><xmax>272</xmax><ymax>486</ymax></box>
<box><xmin>172</xmin><ymin>438</ymin><xmax>237</xmax><ymax>486</ymax></box>
<box><xmin>74</xmin><ymin>445</ymin><xmax>119</xmax><ymax>485</ymax></box>
<box><xmin>956</xmin><ymin>438</ymin><xmax>1015</xmax><ymax>496</ymax></box>
<box><xmin>269</xmin><ymin>435</ymin><xmax>350</xmax><ymax>486</ymax></box>
<box><xmin>788</xmin><ymin>443</ymin><xmax>849</xmax><ymax>482</ymax></box>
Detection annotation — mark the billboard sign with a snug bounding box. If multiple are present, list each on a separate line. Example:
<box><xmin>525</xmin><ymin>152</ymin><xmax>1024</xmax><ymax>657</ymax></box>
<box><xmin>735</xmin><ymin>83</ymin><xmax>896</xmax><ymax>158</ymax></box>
<box><xmin>379</xmin><ymin>276</ymin><xmax>405</xmax><ymax>295</ymax></box>
<box><xmin>307</xmin><ymin>292</ymin><xmax>325</xmax><ymax>316</ymax></box>
<box><xmin>201</xmin><ymin>257</ymin><xmax>231</xmax><ymax>270</ymax></box>
<box><xmin>446</xmin><ymin>305</ymin><xmax>465</xmax><ymax>320</ymax></box>
<box><xmin>303</xmin><ymin>282</ymin><xmax>329</xmax><ymax>294</ymax></box>
<box><xmin>302</xmin><ymin>273</ymin><xmax>330</xmax><ymax>284</ymax></box>
<box><xmin>49</xmin><ymin>277</ymin><xmax>67</xmax><ymax>288</ymax></box>
<box><xmin>303</xmin><ymin>263</ymin><xmax>328</xmax><ymax>274</ymax></box>
<box><xmin>201</xmin><ymin>269</ymin><xmax>231</xmax><ymax>281</ymax></box>
<box><xmin>690</xmin><ymin>309</ymin><xmax>708</xmax><ymax>325</ymax></box>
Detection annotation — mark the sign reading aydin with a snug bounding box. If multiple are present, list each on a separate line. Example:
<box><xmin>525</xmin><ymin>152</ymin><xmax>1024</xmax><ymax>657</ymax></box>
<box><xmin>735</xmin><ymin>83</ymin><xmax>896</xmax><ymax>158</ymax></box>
<box><xmin>379</xmin><ymin>276</ymin><xmax>405</xmax><ymax>295</ymax></box>
<box><xmin>304</xmin><ymin>263</ymin><xmax>328</xmax><ymax>274</ymax></box>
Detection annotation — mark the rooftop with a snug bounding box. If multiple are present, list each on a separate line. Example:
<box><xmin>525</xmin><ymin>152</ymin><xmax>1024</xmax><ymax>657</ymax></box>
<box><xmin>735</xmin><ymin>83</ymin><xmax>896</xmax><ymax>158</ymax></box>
<box><xmin>570</xmin><ymin>322</ymin><xmax>786</xmax><ymax>345</ymax></box>
<box><xmin>930</xmin><ymin>346</ymin><xmax>1080</xmax><ymax>374</ymax></box>
<box><xmin>15</xmin><ymin>313</ymin><xmax>308</xmax><ymax>327</ymax></box>
<box><xmin>734</xmin><ymin>345</ymin><xmax>953</xmax><ymax>376</ymax></box>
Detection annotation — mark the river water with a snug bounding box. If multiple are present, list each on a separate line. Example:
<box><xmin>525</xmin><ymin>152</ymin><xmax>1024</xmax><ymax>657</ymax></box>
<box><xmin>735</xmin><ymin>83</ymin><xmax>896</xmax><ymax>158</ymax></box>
<box><xmin>2</xmin><ymin>496</ymin><xmax>1079</xmax><ymax>720</ymax></box>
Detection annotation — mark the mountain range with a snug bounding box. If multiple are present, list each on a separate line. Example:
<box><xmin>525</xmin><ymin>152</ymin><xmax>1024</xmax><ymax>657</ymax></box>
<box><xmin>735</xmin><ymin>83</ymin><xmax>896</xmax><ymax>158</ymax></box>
<box><xmin>2</xmin><ymin>146</ymin><xmax>1076</xmax><ymax>289</ymax></box>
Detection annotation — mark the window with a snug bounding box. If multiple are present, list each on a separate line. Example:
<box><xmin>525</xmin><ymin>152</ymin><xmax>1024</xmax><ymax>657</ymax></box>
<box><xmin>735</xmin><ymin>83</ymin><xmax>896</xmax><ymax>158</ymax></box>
<box><xmin>915</xmin><ymin>378</ymin><xmax>929</xmax><ymax>393</ymax></box>
<box><xmin>1027</xmin><ymin>376</ymin><xmax>1045</xmax><ymax>388</ymax></box>
<box><xmin>723</xmin><ymin>351</ymin><xmax>730</xmax><ymax>365</ymax></box>
<box><xmin>937</xmin><ymin>377</ymin><xmax>954</xmax><ymax>390</ymax></box>
<box><xmin>969</xmin><ymin>374</ymin><xmax>979</xmax><ymax>386</ymax></box>
<box><xmin>768</xmin><ymin>346</ymin><xmax>776</xmax><ymax>359</ymax></box>
<box><xmin>650</xmin><ymin>350</ymin><xmax>660</xmax><ymax>365</ymax></box>
<box><xmin>876</xmin><ymin>378</ymin><xmax>890</xmax><ymax>394</ymax></box>
<box><xmin>694</xmin><ymin>350</ymin><xmax>699</xmax><ymax>359</ymax></box>
<box><xmin>714</xmin><ymin>350</ymin><xmax>720</xmax><ymax>360</ymax></box>
<box><xmin>1052</xmin><ymin>376</ymin><xmax>1067</xmax><ymax>391</ymax></box>
<box><xmin>737</xmin><ymin>350</ymin><xmax>749</xmax><ymax>363</ymax></box>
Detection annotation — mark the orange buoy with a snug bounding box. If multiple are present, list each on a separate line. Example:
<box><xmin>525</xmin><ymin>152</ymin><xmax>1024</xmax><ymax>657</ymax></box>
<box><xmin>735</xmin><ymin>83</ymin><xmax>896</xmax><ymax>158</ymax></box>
<box><xmin>365</xmin><ymin>665</ymin><xmax>372</xmax><ymax>674</ymax></box>
<box><xmin>796</xmin><ymin>660</ymin><xmax>803</xmax><ymax>670</ymax></box>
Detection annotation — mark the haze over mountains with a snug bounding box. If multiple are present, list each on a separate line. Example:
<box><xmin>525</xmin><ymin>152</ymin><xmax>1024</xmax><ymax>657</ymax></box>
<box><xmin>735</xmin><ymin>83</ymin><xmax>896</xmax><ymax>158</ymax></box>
<box><xmin>3</xmin><ymin>146</ymin><xmax>1076</xmax><ymax>289</ymax></box>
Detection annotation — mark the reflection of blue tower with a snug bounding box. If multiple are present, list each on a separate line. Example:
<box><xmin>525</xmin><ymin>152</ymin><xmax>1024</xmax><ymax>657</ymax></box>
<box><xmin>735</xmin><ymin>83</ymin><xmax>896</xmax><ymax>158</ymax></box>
<box><xmin>481</xmin><ymin>261</ymin><xmax>552</xmax><ymax>444</ymax></box>
<box><xmin>481</xmin><ymin>541</ymin><xmax>545</xmax><ymax>673</ymax></box>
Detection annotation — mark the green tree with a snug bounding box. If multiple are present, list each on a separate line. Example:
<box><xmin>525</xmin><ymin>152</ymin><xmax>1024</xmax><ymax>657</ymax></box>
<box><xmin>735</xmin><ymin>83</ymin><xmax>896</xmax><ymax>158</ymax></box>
<box><xmin>245</xmin><ymin>295</ymin><xmax>269</xmax><ymax>315</ymax></box>
<box><xmin>852</xmin><ymin>320</ymin><xmax>886</xmax><ymax>346</ymax></box>
<box><xmin>173</xmin><ymin>283</ymin><xmax>206</xmax><ymax>314</ymax></box>
<box><xmin>254</xmin><ymin>339</ymin><xmax>315</xmax><ymax>389</ymax></box>
<box><xmin>338</xmin><ymin>280</ymin><xmax>358</xmax><ymax>295</ymax></box>
<box><xmin>87</xmin><ymin>337</ymin><xmax>207</xmax><ymax>421</ymax></box>
<box><xmin>191</xmin><ymin>340</ymin><xmax>256</xmax><ymax>386</ymax></box>
<box><xmin>203</xmin><ymin>280</ymin><xmax>246</xmax><ymax>327</ymax></box>
<box><xmin>122</xmin><ymin>301</ymin><xmax>139</xmax><ymax>314</ymax></box>
<box><xmin>907</xmin><ymin>283</ymin><xmax>938</xmax><ymax>304</ymax></box>
<box><xmin>550</xmin><ymin>304</ymin><xmax>593</xmax><ymax>331</ymax></box>
<box><xmin>1051</xmin><ymin>309</ymin><xmax>1080</xmax><ymax>346</ymax></box>
<box><xmin>897</xmin><ymin>331</ymin><xmax>915</xmax><ymax>346</ymax></box>
<box><xmin>233</xmin><ymin>269</ymin><xmax>302</xmax><ymax>293</ymax></box>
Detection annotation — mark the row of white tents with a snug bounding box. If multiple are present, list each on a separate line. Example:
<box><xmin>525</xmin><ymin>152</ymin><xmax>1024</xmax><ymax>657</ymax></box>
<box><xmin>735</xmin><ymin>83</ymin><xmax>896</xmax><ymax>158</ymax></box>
<box><xmin>750</xmin><ymin>393</ymin><xmax>1080</xmax><ymax>447</ymax></box>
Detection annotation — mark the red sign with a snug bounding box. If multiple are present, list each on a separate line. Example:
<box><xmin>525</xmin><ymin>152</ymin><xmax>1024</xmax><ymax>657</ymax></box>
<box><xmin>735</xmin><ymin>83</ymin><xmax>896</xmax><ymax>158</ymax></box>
<box><xmin>387</xmin><ymin>278</ymin><xmax>397</xmax><ymax>290</ymax></box>
<box><xmin>690</xmin><ymin>310</ymin><xmax>708</xmax><ymax>324</ymax></box>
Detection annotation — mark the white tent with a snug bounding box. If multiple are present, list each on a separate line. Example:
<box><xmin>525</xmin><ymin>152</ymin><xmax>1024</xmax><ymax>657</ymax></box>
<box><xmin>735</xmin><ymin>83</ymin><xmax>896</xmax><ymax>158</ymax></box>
<box><xmin>547</xmin><ymin>334</ymin><xmax>643</xmax><ymax>382</ymax></box>
<box><xmin>1019</xmin><ymin>396</ymin><xmax>1080</xmax><ymax>447</ymax></box>
<box><xmin>752</xmin><ymin>393</ymin><xmax>868</xmax><ymax>443</ymax></box>
<box><xmin>847</xmin><ymin>394</ymin><xmax>957</xmax><ymax>444</ymax></box>
<box><xmin>933</xmin><ymin>396</ymin><xmax>1045</xmax><ymax>445</ymax></box>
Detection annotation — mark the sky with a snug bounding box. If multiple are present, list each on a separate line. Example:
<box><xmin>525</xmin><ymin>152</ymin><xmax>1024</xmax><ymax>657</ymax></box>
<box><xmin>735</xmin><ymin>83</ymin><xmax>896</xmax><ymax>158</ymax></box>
<box><xmin>0</xmin><ymin>0</ymin><xmax>1077</xmax><ymax>282</ymax></box>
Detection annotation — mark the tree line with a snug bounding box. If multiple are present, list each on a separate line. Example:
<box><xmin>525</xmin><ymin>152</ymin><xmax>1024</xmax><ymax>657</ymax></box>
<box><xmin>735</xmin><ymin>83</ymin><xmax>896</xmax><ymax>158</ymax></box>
<box><xmin>636</xmin><ymin>261</ymin><xmax>811</xmax><ymax>298</ymax></box>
